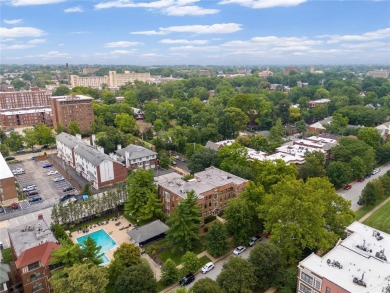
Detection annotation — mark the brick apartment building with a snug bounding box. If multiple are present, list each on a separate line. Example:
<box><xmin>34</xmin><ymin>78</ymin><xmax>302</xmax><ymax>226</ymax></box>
<box><xmin>8</xmin><ymin>214</ymin><xmax>60</xmax><ymax>293</ymax></box>
<box><xmin>115</xmin><ymin>144</ymin><xmax>157</xmax><ymax>170</ymax></box>
<box><xmin>56</xmin><ymin>133</ymin><xmax>128</xmax><ymax>189</ymax></box>
<box><xmin>156</xmin><ymin>167</ymin><xmax>248</xmax><ymax>220</ymax></box>
<box><xmin>51</xmin><ymin>94</ymin><xmax>94</xmax><ymax>132</ymax></box>
<box><xmin>0</xmin><ymin>88</ymin><xmax>51</xmax><ymax>109</ymax></box>
<box><xmin>0</xmin><ymin>108</ymin><xmax>52</xmax><ymax>127</ymax></box>
<box><xmin>298</xmin><ymin>222</ymin><xmax>390</xmax><ymax>293</ymax></box>
<box><xmin>0</xmin><ymin>153</ymin><xmax>18</xmax><ymax>202</ymax></box>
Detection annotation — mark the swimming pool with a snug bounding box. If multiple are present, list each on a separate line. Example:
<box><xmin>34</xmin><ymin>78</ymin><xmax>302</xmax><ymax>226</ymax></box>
<box><xmin>76</xmin><ymin>229</ymin><xmax>117</xmax><ymax>265</ymax></box>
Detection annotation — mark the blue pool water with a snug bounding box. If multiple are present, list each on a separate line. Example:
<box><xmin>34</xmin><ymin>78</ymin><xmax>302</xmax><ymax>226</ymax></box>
<box><xmin>76</xmin><ymin>229</ymin><xmax>117</xmax><ymax>265</ymax></box>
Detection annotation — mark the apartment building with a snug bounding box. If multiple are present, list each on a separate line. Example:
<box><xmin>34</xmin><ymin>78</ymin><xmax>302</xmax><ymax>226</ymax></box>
<box><xmin>156</xmin><ymin>167</ymin><xmax>248</xmax><ymax>220</ymax></box>
<box><xmin>0</xmin><ymin>153</ymin><xmax>18</xmax><ymax>202</ymax></box>
<box><xmin>56</xmin><ymin>133</ymin><xmax>127</xmax><ymax>189</ymax></box>
<box><xmin>284</xmin><ymin>67</ymin><xmax>299</xmax><ymax>75</ymax></box>
<box><xmin>8</xmin><ymin>214</ymin><xmax>60</xmax><ymax>293</ymax></box>
<box><xmin>298</xmin><ymin>222</ymin><xmax>390</xmax><ymax>293</ymax></box>
<box><xmin>0</xmin><ymin>108</ymin><xmax>52</xmax><ymax>127</ymax></box>
<box><xmin>115</xmin><ymin>144</ymin><xmax>157</xmax><ymax>170</ymax></box>
<box><xmin>0</xmin><ymin>89</ymin><xmax>51</xmax><ymax>109</ymax></box>
<box><xmin>51</xmin><ymin>94</ymin><xmax>94</xmax><ymax>132</ymax></box>
<box><xmin>70</xmin><ymin>71</ymin><xmax>151</xmax><ymax>89</ymax></box>
<box><xmin>367</xmin><ymin>69</ymin><xmax>389</xmax><ymax>78</ymax></box>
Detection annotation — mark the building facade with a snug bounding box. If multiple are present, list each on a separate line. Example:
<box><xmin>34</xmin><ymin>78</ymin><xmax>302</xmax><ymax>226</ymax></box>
<box><xmin>70</xmin><ymin>71</ymin><xmax>151</xmax><ymax>89</ymax></box>
<box><xmin>8</xmin><ymin>214</ymin><xmax>60</xmax><ymax>293</ymax></box>
<box><xmin>297</xmin><ymin>222</ymin><xmax>390</xmax><ymax>293</ymax></box>
<box><xmin>51</xmin><ymin>94</ymin><xmax>94</xmax><ymax>132</ymax></box>
<box><xmin>367</xmin><ymin>69</ymin><xmax>389</xmax><ymax>78</ymax></box>
<box><xmin>0</xmin><ymin>154</ymin><xmax>18</xmax><ymax>202</ymax></box>
<box><xmin>115</xmin><ymin>144</ymin><xmax>157</xmax><ymax>170</ymax></box>
<box><xmin>156</xmin><ymin>167</ymin><xmax>248</xmax><ymax>220</ymax></box>
<box><xmin>56</xmin><ymin>133</ymin><xmax>128</xmax><ymax>189</ymax></box>
<box><xmin>0</xmin><ymin>89</ymin><xmax>51</xmax><ymax>110</ymax></box>
<box><xmin>0</xmin><ymin>108</ymin><xmax>52</xmax><ymax>127</ymax></box>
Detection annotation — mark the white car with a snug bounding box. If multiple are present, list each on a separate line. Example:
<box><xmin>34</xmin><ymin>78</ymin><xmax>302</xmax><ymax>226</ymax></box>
<box><xmin>201</xmin><ymin>262</ymin><xmax>214</xmax><ymax>274</ymax></box>
<box><xmin>372</xmin><ymin>168</ymin><xmax>381</xmax><ymax>175</ymax></box>
<box><xmin>47</xmin><ymin>170</ymin><xmax>59</xmax><ymax>176</ymax></box>
<box><xmin>53</xmin><ymin>176</ymin><xmax>65</xmax><ymax>182</ymax></box>
<box><xmin>23</xmin><ymin>185</ymin><xmax>37</xmax><ymax>192</ymax></box>
<box><xmin>233</xmin><ymin>246</ymin><xmax>246</xmax><ymax>256</ymax></box>
<box><xmin>13</xmin><ymin>169</ymin><xmax>25</xmax><ymax>175</ymax></box>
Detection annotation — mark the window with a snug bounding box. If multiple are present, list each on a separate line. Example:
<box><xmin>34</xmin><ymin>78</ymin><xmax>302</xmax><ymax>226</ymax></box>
<box><xmin>301</xmin><ymin>272</ymin><xmax>313</xmax><ymax>285</ymax></box>
<box><xmin>299</xmin><ymin>283</ymin><xmax>312</xmax><ymax>293</ymax></box>
<box><xmin>28</xmin><ymin>261</ymin><xmax>40</xmax><ymax>271</ymax></box>
<box><xmin>30</xmin><ymin>272</ymin><xmax>41</xmax><ymax>281</ymax></box>
<box><xmin>164</xmin><ymin>192</ymin><xmax>170</xmax><ymax>201</ymax></box>
<box><xmin>325</xmin><ymin>288</ymin><xmax>331</xmax><ymax>293</ymax></box>
<box><xmin>32</xmin><ymin>283</ymin><xmax>43</xmax><ymax>292</ymax></box>
<box><xmin>314</xmin><ymin>279</ymin><xmax>321</xmax><ymax>290</ymax></box>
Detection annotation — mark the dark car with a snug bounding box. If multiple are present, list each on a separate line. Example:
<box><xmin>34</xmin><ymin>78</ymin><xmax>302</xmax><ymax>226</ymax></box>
<box><xmin>63</xmin><ymin>186</ymin><xmax>75</xmax><ymax>192</ymax></box>
<box><xmin>343</xmin><ymin>184</ymin><xmax>352</xmax><ymax>190</ymax></box>
<box><xmin>41</xmin><ymin>144</ymin><xmax>49</xmax><ymax>150</ymax></box>
<box><xmin>10</xmin><ymin>203</ymin><xmax>18</xmax><ymax>210</ymax></box>
<box><xmin>29</xmin><ymin>196</ymin><xmax>42</xmax><ymax>202</ymax></box>
<box><xmin>27</xmin><ymin>190</ymin><xmax>39</xmax><ymax>196</ymax></box>
<box><xmin>5</xmin><ymin>156</ymin><xmax>15</xmax><ymax>161</ymax></box>
<box><xmin>42</xmin><ymin>164</ymin><xmax>53</xmax><ymax>168</ymax></box>
<box><xmin>0</xmin><ymin>206</ymin><xmax>4</xmax><ymax>213</ymax></box>
<box><xmin>249</xmin><ymin>236</ymin><xmax>261</xmax><ymax>247</ymax></box>
<box><xmin>60</xmin><ymin>194</ymin><xmax>75</xmax><ymax>202</ymax></box>
<box><xmin>357</xmin><ymin>178</ymin><xmax>365</xmax><ymax>182</ymax></box>
<box><xmin>365</xmin><ymin>174</ymin><xmax>372</xmax><ymax>179</ymax></box>
<box><xmin>179</xmin><ymin>274</ymin><xmax>195</xmax><ymax>286</ymax></box>
<box><xmin>32</xmin><ymin>148</ymin><xmax>40</xmax><ymax>153</ymax></box>
<box><xmin>357</xmin><ymin>198</ymin><xmax>364</xmax><ymax>205</ymax></box>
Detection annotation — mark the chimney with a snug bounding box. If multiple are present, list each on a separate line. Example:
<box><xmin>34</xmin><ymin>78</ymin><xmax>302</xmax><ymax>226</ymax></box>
<box><xmin>151</xmin><ymin>145</ymin><xmax>156</xmax><ymax>152</ymax></box>
<box><xmin>38</xmin><ymin>214</ymin><xmax>43</xmax><ymax>220</ymax></box>
<box><xmin>134</xmin><ymin>140</ymin><xmax>138</xmax><ymax>145</ymax></box>
<box><xmin>76</xmin><ymin>134</ymin><xmax>82</xmax><ymax>140</ymax></box>
<box><xmin>91</xmin><ymin>134</ymin><xmax>96</xmax><ymax>146</ymax></box>
<box><xmin>117</xmin><ymin>144</ymin><xmax>122</xmax><ymax>150</ymax></box>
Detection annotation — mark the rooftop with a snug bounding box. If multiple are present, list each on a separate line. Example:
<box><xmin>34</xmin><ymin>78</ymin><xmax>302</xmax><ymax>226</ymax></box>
<box><xmin>0</xmin><ymin>107</ymin><xmax>51</xmax><ymax>115</ymax></box>
<box><xmin>116</xmin><ymin>144</ymin><xmax>156</xmax><ymax>160</ymax></box>
<box><xmin>156</xmin><ymin>166</ymin><xmax>248</xmax><ymax>199</ymax></box>
<box><xmin>8</xmin><ymin>217</ymin><xmax>58</xmax><ymax>257</ymax></box>
<box><xmin>299</xmin><ymin>222</ymin><xmax>390</xmax><ymax>293</ymax></box>
<box><xmin>0</xmin><ymin>153</ymin><xmax>13</xmax><ymax>179</ymax></box>
<box><xmin>15</xmin><ymin>242</ymin><xmax>60</xmax><ymax>269</ymax></box>
<box><xmin>127</xmin><ymin>220</ymin><xmax>169</xmax><ymax>245</ymax></box>
<box><xmin>52</xmin><ymin>94</ymin><xmax>93</xmax><ymax>101</ymax></box>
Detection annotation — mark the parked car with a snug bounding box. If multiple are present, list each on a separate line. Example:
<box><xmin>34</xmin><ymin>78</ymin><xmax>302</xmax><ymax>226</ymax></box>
<box><xmin>201</xmin><ymin>262</ymin><xmax>214</xmax><ymax>274</ymax></box>
<box><xmin>0</xmin><ymin>206</ymin><xmax>4</xmax><ymax>213</ymax></box>
<box><xmin>60</xmin><ymin>193</ymin><xmax>76</xmax><ymax>202</ymax></box>
<box><xmin>10</xmin><ymin>203</ymin><xmax>18</xmax><ymax>210</ymax></box>
<box><xmin>32</xmin><ymin>148</ymin><xmax>40</xmax><ymax>153</ymax></box>
<box><xmin>357</xmin><ymin>178</ymin><xmax>365</xmax><ymax>182</ymax></box>
<box><xmin>179</xmin><ymin>273</ymin><xmax>195</xmax><ymax>286</ymax></box>
<box><xmin>62</xmin><ymin>197</ymin><xmax>77</xmax><ymax>206</ymax></box>
<box><xmin>12</xmin><ymin>168</ymin><xmax>25</xmax><ymax>175</ymax></box>
<box><xmin>179</xmin><ymin>157</ymin><xmax>185</xmax><ymax>162</ymax></box>
<box><xmin>5</xmin><ymin>156</ymin><xmax>15</xmax><ymax>161</ymax></box>
<box><xmin>233</xmin><ymin>246</ymin><xmax>246</xmax><ymax>255</ymax></box>
<box><xmin>371</xmin><ymin>168</ymin><xmax>381</xmax><ymax>175</ymax></box>
<box><xmin>343</xmin><ymin>184</ymin><xmax>352</xmax><ymax>190</ymax></box>
<box><xmin>357</xmin><ymin>198</ymin><xmax>364</xmax><ymax>205</ymax></box>
<box><xmin>27</xmin><ymin>190</ymin><xmax>39</xmax><ymax>196</ymax></box>
<box><xmin>47</xmin><ymin>170</ymin><xmax>59</xmax><ymax>175</ymax></box>
<box><xmin>62</xmin><ymin>186</ymin><xmax>75</xmax><ymax>192</ymax></box>
<box><xmin>171</xmin><ymin>161</ymin><xmax>177</xmax><ymax>165</ymax></box>
<box><xmin>42</xmin><ymin>164</ymin><xmax>53</xmax><ymax>168</ymax></box>
<box><xmin>23</xmin><ymin>185</ymin><xmax>37</xmax><ymax>192</ymax></box>
<box><xmin>53</xmin><ymin>176</ymin><xmax>65</xmax><ymax>182</ymax></box>
<box><xmin>249</xmin><ymin>236</ymin><xmax>261</xmax><ymax>247</ymax></box>
<box><xmin>16</xmin><ymin>148</ymin><xmax>25</xmax><ymax>154</ymax></box>
<box><xmin>29</xmin><ymin>196</ymin><xmax>42</xmax><ymax>202</ymax></box>
<box><xmin>365</xmin><ymin>174</ymin><xmax>372</xmax><ymax>179</ymax></box>
<box><xmin>265</xmin><ymin>233</ymin><xmax>271</xmax><ymax>238</ymax></box>
<box><xmin>41</xmin><ymin>144</ymin><xmax>49</xmax><ymax>150</ymax></box>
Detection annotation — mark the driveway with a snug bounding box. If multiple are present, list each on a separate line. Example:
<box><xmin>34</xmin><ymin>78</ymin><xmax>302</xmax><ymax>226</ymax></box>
<box><xmin>337</xmin><ymin>163</ymin><xmax>390</xmax><ymax>211</ymax></box>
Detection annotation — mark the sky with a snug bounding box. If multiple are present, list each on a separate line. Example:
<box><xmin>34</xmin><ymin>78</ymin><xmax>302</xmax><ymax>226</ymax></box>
<box><xmin>0</xmin><ymin>0</ymin><xmax>389</xmax><ymax>65</ymax></box>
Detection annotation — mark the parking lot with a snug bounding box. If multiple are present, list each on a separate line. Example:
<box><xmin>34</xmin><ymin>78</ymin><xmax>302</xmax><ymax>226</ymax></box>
<box><xmin>2</xmin><ymin>158</ymin><xmax>78</xmax><ymax>215</ymax></box>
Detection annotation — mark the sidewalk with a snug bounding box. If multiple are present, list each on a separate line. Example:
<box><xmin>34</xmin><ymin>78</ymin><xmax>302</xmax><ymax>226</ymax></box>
<box><xmin>175</xmin><ymin>251</ymin><xmax>217</xmax><ymax>270</ymax></box>
<box><xmin>358</xmin><ymin>196</ymin><xmax>390</xmax><ymax>222</ymax></box>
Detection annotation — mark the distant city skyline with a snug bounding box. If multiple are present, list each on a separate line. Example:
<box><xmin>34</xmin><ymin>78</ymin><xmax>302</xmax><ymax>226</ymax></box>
<box><xmin>0</xmin><ymin>0</ymin><xmax>389</xmax><ymax>65</ymax></box>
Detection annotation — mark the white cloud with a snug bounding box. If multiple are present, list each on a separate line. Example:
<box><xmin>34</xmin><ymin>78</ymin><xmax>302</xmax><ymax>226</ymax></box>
<box><xmin>132</xmin><ymin>23</ymin><xmax>242</xmax><ymax>35</ymax></box>
<box><xmin>0</xmin><ymin>38</ymin><xmax>15</xmax><ymax>42</ymax></box>
<box><xmin>169</xmin><ymin>45</ymin><xmax>219</xmax><ymax>52</ymax></box>
<box><xmin>26</xmin><ymin>51</ymin><xmax>70</xmax><ymax>58</ymax></box>
<box><xmin>3</xmin><ymin>19</ymin><xmax>23</xmax><ymax>25</ymax></box>
<box><xmin>142</xmin><ymin>53</ymin><xmax>161</xmax><ymax>57</ymax></box>
<box><xmin>58</xmin><ymin>43</ymin><xmax>64</xmax><ymax>46</ymax></box>
<box><xmin>70</xmin><ymin>31</ymin><xmax>89</xmax><ymax>34</ymax></box>
<box><xmin>104</xmin><ymin>41</ymin><xmax>143</xmax><ymax>48</ymax></box>
<box><xmin>160</xmin><ymin>39</ymin><xmax>208</xmax><ymax>44</ymax></box>
<box><xmin>218</xmin><ymin>0</ymin><xmax>307</xmax><ymax>9</ymax></box>
<box><xmin>0</xmin><ymin>26</ymin><xmax>45</xmax><ymax>38</ymax></box>
<box><xmin>28</xmin><ymin>38</ymin><xmax>46</xmax><ymax>44</ymax></box>
<box><xmin>327</xmin><ymin>27</ymin><xmax>390</xmax><ymax>43</ymax></box>
<box><xmin>1</xmin><ymin>44</ymin><xmax>36</xmax><ymax>50</ymax></box>
<box><xmin>340</xmin><ymin>41</ymin><xmax>388</xmax><ymax>49</ymax></box>
<box><xmin>94</xmin><ymin>0</ymin><xmax>218</xmax><ymax>16</ymax></box>
<box><xmin>8</xmin><ymin>0</ymin><xmax>64</xmax><ymax>6</ymax></box>
<box><xmin>130</xmin><ymin>30</ymin><xmax>168</xmax><ymax>35</ymax></box>
<box><xmin>110</xmin><ymin>50</ymin><xmax>134</xmax><ymax>54</ymax></box>
<box><xmin>64</xmin><ymin>6</ymin><xmax>84</xmax><ymax>13</ymax></box>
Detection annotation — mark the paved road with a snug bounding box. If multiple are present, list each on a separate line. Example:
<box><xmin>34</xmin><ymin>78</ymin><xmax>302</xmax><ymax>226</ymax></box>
<box><xmin>337</xmin><ymin>163</ymin><xmax>390</xmax><ymax>211</ymax></box>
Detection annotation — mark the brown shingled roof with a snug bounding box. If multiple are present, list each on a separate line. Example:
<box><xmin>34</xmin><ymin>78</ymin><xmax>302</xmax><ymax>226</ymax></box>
<box><xmin>15</xmin><ymin>242</ymin><xmax>60</xmax><ymax>269</ymax></box>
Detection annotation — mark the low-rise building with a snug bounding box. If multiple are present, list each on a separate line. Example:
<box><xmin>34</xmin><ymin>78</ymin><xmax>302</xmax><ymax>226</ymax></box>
<box><xmin>298</xmin><ymin>222</ymin><xmax>390</xmax><ymax>293</ymax></box>
<box><xmin>131</xmin><ymin>107</ymin><xmax>144</xmax><ymax>120</ymax></box>
<box><xmin>115</xmin><ymin>144</ymin><xmax>157</xmax><ymax>170</ymax></box>
<box><xmin>156</xmin><ymin>167</ymin><xmax>248</xmax><ymax>220</ymax></box>
<box><xmin>308</xmin><ymin>117</ymin><xmax>333</xmax><ymax>133</ymax></box>
<box><xmin>70</xmin><ymin>71</ymin><xmax>151</xmax><ymax>88</ymax></box>
<box><xmin>376</xmin><ymin>121</ymin><xmax>390</xmax><ymax>138</ymax></box>
<box><xmin>56</xmin><ymin>133</ymin><xmax>128</xmax><ymax>189</ymax></box>
<box><xmin>0</xmin><ymin>107</ymin><xmax>52</xmax><ymax>127</ymax></box>
<box><xmin>0</xmin><ymin>153</ymin><xmax>18</xmax><ymax>202</ymax></box>
<box><xmin>308</xmin><ymin>99</ymin><xmax>331</xmax><ymax>108</ymax></box>
<box><xmin>8</xmin><ymin>214</ymin><xmax>60</xmax><ymax>293</ymax></box>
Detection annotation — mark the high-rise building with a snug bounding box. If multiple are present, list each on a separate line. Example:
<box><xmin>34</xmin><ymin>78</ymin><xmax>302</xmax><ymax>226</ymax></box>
<box><xmin>51</xmin><ymin>94</ymin><xmax>94</xmax><ymax>132</ymax></box>
<box><xmin>368</xmin><ymin>69</ymin><xmax>389</xmax><ymax>78</ymax></box>
<box><xmin>0</xmin><ymin>89</ymin><xmax>51</xmax><ymax>109</ymax></box>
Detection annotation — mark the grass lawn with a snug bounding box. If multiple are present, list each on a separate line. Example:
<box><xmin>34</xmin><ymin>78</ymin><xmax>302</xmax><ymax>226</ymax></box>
<box><xmin>363</xmin><ymin>200</ymin><xmax>390</xmax><ymax>234</ymax></box>
<box><xmin>354</xmin><ymin>197</ymin><xmax>390</xmax><ymax>220</ymax></box>
<box><xmin>2</xmin><ymin>248</ymin><xmax>13</xmax><ymax>264</ymax></box>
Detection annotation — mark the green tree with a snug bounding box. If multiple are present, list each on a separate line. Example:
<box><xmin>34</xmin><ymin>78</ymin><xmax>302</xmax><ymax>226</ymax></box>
<box><xmin>56</xmin><ymin>123</ymin><xmax>66</xmax><ymax>134</ymax></box>
<box><xmin>326</xmin><ymin>161</ymin><xmax>352</xmax><ymax>187</ymax></box>
<box><xmin>298</xmin><ymin>151</ymin><xmax>326</xmax><ymax>181</ymax></box>
<box><xmin>5</xmin><ymin>131</ymin><xmax>24</xmax><ymax>151</ymax></box>
<box><xmin>217</xmin><ymin>142</ymin><xmax>248</xmax><ymax>174</ymax></box>
<box><xmin>222</xmin><ymin>107</ymin><xmax>249</xmax><ymax>137</ymax></box>
<box><xmin>108</xmin><ymin>243</ymin><xmax>141</xmax><ymax>285</ymax></box>
<box><xmin>161</xmin><ymin>258</ymin><xmax>179</xmax><ymax>286</ymax></box>
<box><xmin>248</xmin><ymin>242</ymin><xmax>283</xmax><ymax>290</ymax></box>
<box><xmin>52</xmin><ymin>85</ymin><xmax>71</xmax><ymax>96</ymax></box>
<box><xmin>188</xmin><ymin>148</ymin><xmax>218</xmax><ymax>174</ymax></box>
<box><xmin>95</xmin><ymin>126</ymin><xmax>127</xmax><ymax>154</ymax></box>
<box><xmin>269</xmin><ymin>118</ymin><xmax>285</xmax><ymax>144</ymax></box>
<box><xmin>158</xmin><ymin>150</ymin><xmax>170</xmax><ymax>169</ymax></box>
<box><xmin>82</xmin><ymin>236</ymin><xmax>104</xmax><ymax>265</ymax></box>
<box><xmin>115</xmin><ymin>261</ymin><xmax>157</xmax><ymax>293</ymax></box>
<box><xmin>114</xmin><ymin>113</ymin><xmax>138</xmax><ymax>134</ymax></box>
<box><xmin>166</xmin><ymin>190</ymin><xmax>201</xmax><ymax>252</ymax></box>
<box><xmin>125</xmin><ymin>169</ymin><xmax>159</xmax><ymax>221</ymax></box>
<box><xmin>50</xmin><ymin>223</ymin><xmax>72</xmax><ymax>245</ymax></box>
<box><xmin>324</xmin><ymin>113</ymin><xmax>348</xmax><ymax>134</ymax></box>
<box><xmin>50</xmin><ymin>240</ymin><xmax>84</xmax><ymax>267</ymax></box>
<box><xmin>0</xmin><ymin>144</ymin><xmax>10</xmax><ymax>157</ymax></box>
<box><xmin>23</xmin><ymin>128</ymin><xmax>37</xmax><ymax>151</ymax></box>
<box><xmin>182</xmin><ymin>251</ymin><xmax>201</xmax><ymax>274</ymax></box>
<box><xmin>295</xmin><ymin>120</ymin><xmax>307</xmax><ymax>135</ymax></box>
<box><xmin>192</xmin><ymin>278</ymin><xmax>223</xmax><ymax>293</ymax></box>
<box><xmin>377</xmin><ymin>142</ymin><xmax>390</xmax><ymax>164</ymax></box>
<box><xmin>50</xmin><ymin>263</ymin><xmax>108</xmax><ymax>293</ymax></box>
<box><xmin>216</xmin><ymin>257</ymin><xmax>256</xmax><ymax>293</ymax></box>
<box><xmin>350</xmin><ymin>156</ymin><xmax>366</xmax><ymax>180</ymax></box>
<box><xmin>68</xmin><ymin>121</ymin><xmax>81</xmax><ymax>135</ymax></box>
<box><xmin>357</xmin><ymin>127</ymin><xmax>382</xmax><ymax>149</ymax></box>
<box><xmin>34</xmin><ymin>123</ymin><xmax>55</xmax><ymax>145</ymax></box>
<box><xmin>82</xmin><ymin>184</ymin><xmax>92</xmax><ymax>196</ymax></box>
<box><xmin>205</xmin><ymin>221</ymin><xmax>229</xmax><ymax>257</ymax></box>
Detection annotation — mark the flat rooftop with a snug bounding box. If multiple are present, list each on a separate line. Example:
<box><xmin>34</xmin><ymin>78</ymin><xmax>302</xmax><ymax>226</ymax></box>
<box><xmin>52</xmin><ymin>94</ymin><xmax>93</xmax><ymax>101</ymax></box>
<box><xmin>0</xmin><ymin>107</ymin><xmax>51</xmax><ymax>115</ymax></box>
<box><xmin>300</xmin><ymin>222</ymin><xmax>390</xmax><ymax>293</ymax></box>
<box><xmin>156</xmin><ymin>167</ymin><xmax>248</xmax><ymax>199</ymax></box>
<box><xmin>8</xmin><ymin>218</ymin><xmax>57</xmax><ymax>257</ymax></box>
<box><xmin>0</xmin><ymin>153</ymin><xmax>13</xmax><ymax>179</ymax></box>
